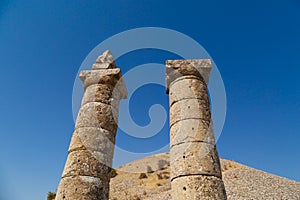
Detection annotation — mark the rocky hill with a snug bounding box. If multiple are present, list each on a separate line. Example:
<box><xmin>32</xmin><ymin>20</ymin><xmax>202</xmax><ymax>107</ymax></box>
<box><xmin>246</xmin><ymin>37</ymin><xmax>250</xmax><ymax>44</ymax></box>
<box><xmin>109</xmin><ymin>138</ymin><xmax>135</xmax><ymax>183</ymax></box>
<box><xmin>109</xmin><ymin>153</ymin><xmax>300</xmax><ymax>200</ymax></box>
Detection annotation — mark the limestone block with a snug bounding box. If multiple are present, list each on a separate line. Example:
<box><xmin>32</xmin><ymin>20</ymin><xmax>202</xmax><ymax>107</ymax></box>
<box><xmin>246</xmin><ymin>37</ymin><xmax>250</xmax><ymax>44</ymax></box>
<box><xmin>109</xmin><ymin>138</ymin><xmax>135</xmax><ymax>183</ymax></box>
<box><xmin>171</xmin><ymin>175</ymin><xmax>227</xmax><ymax>200</ymax></box>
<box><xmin>93</xmin><ymin>50</ymin><xmax>116</xmax><ymax>70</ymax></box>
<box><xmin>170</xmin><ymin>142</ymin><xmax>222</xmax><ymax>180</ymax></box>
<box><xmin>169</xmin><ymin>76</ymin><xmax>208</xmax><ymax>106</ymax></box>
<box><xmin>81</xmin><ymin>83</ymin><xmax>121</xmax><ymax>106</ymax></box>
<box><xmin>170</xmin><ymin>118</ymin><xmax>215</xmax><ymax>147</ymax></box>
<box><xmin>79</xmin><ymin>69</ymin><xmax>121</xmax><ymax>89</ymax></box>
<box><xmin>55</xmin><ymin>176</ymin><xmax>109</xmax><ymax>200</ymax></box>
<box><xmin>75</xmin><ymin>102</ymin><xmax>118</xmax><ymax>133</ymax></box>
<box><xmin>166</xmin><ymin>59</ymin><xmax>212</xmax><ymax>93</ymax></box>
<box><xmin>170</xmin><ymin>98</ymin><xmax>211</xmax><ymax>127</ymax></box>
<box><xmin>62</xmin><ymin>149</ymin><xmax>112</xmax><ymax>180</ymax></box>
<box><xmin>68</xmin><ymin>127</ymin><xmax>115</xmax><ymax>155</ymax></box>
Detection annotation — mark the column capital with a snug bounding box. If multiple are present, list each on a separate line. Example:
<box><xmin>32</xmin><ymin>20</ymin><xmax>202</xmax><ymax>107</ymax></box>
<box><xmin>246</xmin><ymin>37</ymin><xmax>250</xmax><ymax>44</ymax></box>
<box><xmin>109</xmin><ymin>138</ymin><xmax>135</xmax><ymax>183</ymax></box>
<box><xmin>166</xmin><ymin>59</ymin><xmax>212</xmax><ymax>94</ymax></box>
<box><xmin>79</xmin><ymin>50</ymin><xmax>128</xmax><ymax>99</ymax></box>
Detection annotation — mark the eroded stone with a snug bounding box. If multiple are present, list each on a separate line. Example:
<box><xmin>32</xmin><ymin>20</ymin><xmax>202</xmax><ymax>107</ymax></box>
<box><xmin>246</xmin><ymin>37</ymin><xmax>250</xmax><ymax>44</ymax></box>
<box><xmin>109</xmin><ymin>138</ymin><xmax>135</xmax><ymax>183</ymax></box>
<box><xmin>75</xmin><ymin>102</ymin><xmax>118</xmax><ymax>133</ymax></box>
<box><xmin>62</xmin><ymin>149</ymin><xmax>112</xmax><ymax>180</ymax></box>
<box><xmin>170</xmin><ymin>142</ymin><xmax>222</xmax><ymax>180</ymax></box>
<box><xmin>79</xmin><ymin>69</ymin><xmax>121</xmax><ymax>89</ymax></box>
<box><xmin>169</xmin><ymin>76</ymin><xmax>208</xmax><ymax>106</ymax></box>
<box><xmin>55</xmin><ymin>50</ymin><xmax>127</xmax><ymax>200</ymax></box>
<box><xmin>170</xmin><ymin>118</ymin><xmax>215</xmax><ymax>147</ymax></box>
<box><xmin>56</xmin><ymin>176</ymin><xmax>109</xmax><ymax>200</ymax></box>
<box><xmin>68</xmin><ymin>127</ymin><xmax>115</xmax><ymax>154</ymax></box>
<box><xmin>166</xmin><ymin>59</ymin><xmax>212</xmax><ymax>93</ymax></box>
<box><xmin>170</xmin><ymin>98</ymin><xmax>211</xmax><ymax>127</ymax></box>
<box><xmin>81</xmin><ymin>83</ymin><xmax>121</xmax><ymax>106</ymax></box>
<box><xmin>93</xmin><ymin>50</ymin><xmax>116</xmax><ymax>70</ymax></box>
<box><xmin>171</xmin><ymin>175</ymin><xmax>227</xmax><ymax>200</ymax></box>
<box><xmin>167</xmin><ymin>59</ymin><xmax>226</xmax><ymax>200</ymax></box>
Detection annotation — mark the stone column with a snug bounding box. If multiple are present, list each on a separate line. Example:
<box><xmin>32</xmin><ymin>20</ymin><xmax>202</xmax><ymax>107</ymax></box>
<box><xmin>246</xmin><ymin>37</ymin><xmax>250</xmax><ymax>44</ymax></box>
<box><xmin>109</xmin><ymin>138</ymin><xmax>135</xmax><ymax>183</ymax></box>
<box><xmin>166</xmin><ymin>59</ymin><xmax>227</xmax><ymax>200</ymax></box>
<box><xmin>55</xmin><ymin>50</ymin><xmax>127</xmax><ymax>200</ymax></box>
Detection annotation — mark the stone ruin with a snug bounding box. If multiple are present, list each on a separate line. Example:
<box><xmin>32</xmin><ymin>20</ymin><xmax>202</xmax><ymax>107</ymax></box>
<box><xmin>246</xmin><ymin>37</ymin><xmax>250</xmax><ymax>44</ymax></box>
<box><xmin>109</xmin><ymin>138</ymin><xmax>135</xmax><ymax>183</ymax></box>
<box><xmin>55</xmin><ymin>50</ymin><xmax>127</xmax><ymax>200</ymax></box>
<box><xmin>55</xmin><ymin>50</ymin><xmax>227</xmax><ymax>200</ymax></box>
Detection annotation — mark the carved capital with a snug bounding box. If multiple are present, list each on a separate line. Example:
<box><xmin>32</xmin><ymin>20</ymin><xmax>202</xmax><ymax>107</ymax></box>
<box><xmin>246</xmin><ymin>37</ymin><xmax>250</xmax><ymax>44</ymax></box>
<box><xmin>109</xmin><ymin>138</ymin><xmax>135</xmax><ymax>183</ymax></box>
<box><xmin>166</xmin><ymin>59</ymin><xmax>212</xmax><ymax>93</ymax></box>
<box><xmin>79</xmin><ymin>50</ymin><xmax>127</xmax><ymax>99</ymax></box>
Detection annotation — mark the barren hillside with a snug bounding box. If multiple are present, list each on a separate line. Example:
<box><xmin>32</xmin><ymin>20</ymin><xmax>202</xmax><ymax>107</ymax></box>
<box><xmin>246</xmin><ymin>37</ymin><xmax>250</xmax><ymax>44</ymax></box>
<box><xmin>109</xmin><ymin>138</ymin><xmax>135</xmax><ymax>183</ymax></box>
<box><xmin>109</xmin><ymin>153</ymin><xmax>300</xmax><ymax>200</ymax></box>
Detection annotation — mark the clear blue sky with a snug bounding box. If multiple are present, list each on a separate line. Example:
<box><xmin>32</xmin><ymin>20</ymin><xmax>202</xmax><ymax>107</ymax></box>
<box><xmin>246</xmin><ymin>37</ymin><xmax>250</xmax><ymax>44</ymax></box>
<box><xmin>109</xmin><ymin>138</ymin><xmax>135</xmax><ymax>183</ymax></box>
<box><xmin>0</xmin><ymin>1</ymin><xmax>299</xmax><ymax>200</ymax></box>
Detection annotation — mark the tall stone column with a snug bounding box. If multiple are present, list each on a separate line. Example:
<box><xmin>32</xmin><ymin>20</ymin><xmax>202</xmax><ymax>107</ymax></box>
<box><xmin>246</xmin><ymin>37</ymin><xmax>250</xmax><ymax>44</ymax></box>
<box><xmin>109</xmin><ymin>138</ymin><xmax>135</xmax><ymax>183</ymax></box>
<box><xmin>55</xmin><ymin>50</ymin><xmax>127</xmax><ymax>200</ymax></box>
<box><xmin>166</xmin><ymin>59</ymin><xmax>227</xmax><ymax>200</ymax></box>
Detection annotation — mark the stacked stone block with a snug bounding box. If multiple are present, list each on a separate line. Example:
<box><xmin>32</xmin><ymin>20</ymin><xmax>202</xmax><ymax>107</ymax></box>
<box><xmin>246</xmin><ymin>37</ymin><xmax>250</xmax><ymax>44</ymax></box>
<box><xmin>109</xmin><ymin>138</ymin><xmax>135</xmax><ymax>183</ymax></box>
<box><xmin>55</xmin><ymin>50</ymin><xmax>127</xmax><ymax>200</ymax></box>
<box><xmin>166</xmin><ymin>59</ymin><xmax>227</xmax><ymax>200</ymax></box>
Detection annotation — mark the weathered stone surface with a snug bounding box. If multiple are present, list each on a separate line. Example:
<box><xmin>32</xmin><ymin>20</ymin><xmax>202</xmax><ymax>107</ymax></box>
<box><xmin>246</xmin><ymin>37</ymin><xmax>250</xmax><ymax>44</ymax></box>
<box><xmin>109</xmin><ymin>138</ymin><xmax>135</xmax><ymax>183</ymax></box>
<box><xmin>170</xmin><ymin>98</ymin><xmax>211</xmax><ymax>127</ymax></box>
<box><xmin>169</xmin><ymin>76</ymin><xmax>208</xmax><ymax>106</ymax></box>
<box><xmin>80</xmin><ymin>68</ymin><xmax>121</xmax><ymax>89</ymax></box>
<box><xmin>166</xmin><ymin>59</ymin><xmax>212</xmax><ymax>93</ymax></box>
<box><xmin>170</xmin><ymin>118</ymin><xmax>215</xmax><ymax>147</ymax></box>
<box><xmin>55</xmin><ymin>50</ymin><xmax>127</xmax><ymax>200</ymax></box>
<box><xmin>171</xmin><ymin>175</ymin><xmax>227</xmax><ymax>200</ymax></box>
<box><xmin>56</xmin><ymin>176</ymin><xmax>109</xmax><ymax>200</ymax></box>
<box><xmin>170</xmin><ymin>142</ymin><xmax>222</xmax><ymax>180</ymax></box>
<box><xmin>62</xmin><ymin>149</ymin><xmax>112</xmax><ymax>180</ymax></box>
<box><xmin>75</xmin><ymin>102</ymin><xmax>118</xmax><ymax>133</ymax></box>
<box><xmin>80</xmin><ymin>69</ymin><xmax>127</xmax><ymax>98</ymax></box>
<box><xmin>167</xmin><ymin>59</ymin><xmax>226</xmax><ymax>199</ymax></box>
<box><xmin>68</xmin><ymin>127</ymin><xmax>115</xmax><ymax>154</ymax></box>
<box><xmin>81</xmin><ymin>84</ymin><xmax>121</xmax><ymax>106</ymax></box>
<box><xmin>92</xmin><ymin>50</ymin><xmax>116</xmax><ymax>70</ymax></box>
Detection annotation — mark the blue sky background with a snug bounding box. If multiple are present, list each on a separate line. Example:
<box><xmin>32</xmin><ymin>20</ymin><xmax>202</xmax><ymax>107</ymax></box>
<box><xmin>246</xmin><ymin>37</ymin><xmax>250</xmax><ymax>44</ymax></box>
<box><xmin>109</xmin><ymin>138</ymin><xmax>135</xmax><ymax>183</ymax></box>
<box><xmin>0</xmin><ymin>0</ymin><xmax>299</xmax><ymax>200</ymax></box>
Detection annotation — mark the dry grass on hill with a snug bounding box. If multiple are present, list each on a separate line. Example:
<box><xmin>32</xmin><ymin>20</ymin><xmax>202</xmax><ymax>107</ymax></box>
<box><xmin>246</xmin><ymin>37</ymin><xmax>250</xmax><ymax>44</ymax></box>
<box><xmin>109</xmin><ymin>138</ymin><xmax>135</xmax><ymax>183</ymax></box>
<box><xmin>109</xmin><ymin>153</ymin><xmax>300</xmax><ymax>200</ymax></box>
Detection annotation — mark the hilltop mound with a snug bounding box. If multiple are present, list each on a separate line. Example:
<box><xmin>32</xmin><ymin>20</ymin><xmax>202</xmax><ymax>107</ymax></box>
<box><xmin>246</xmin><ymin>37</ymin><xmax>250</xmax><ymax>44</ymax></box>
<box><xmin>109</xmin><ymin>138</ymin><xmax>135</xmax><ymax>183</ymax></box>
<box><xmin>109</xmin><ymin>153</ymin><xmax>300</xmax><ymax>200</ymax></box>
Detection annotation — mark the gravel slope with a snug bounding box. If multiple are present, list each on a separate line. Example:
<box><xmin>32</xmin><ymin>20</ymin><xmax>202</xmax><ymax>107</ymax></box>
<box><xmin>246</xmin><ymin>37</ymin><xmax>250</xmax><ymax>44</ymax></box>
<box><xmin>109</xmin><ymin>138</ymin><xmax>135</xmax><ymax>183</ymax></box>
<box><xmin>109</xmin><ymin>153</ymin><xmax>300</xmax><ymax>200</ymax></box>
